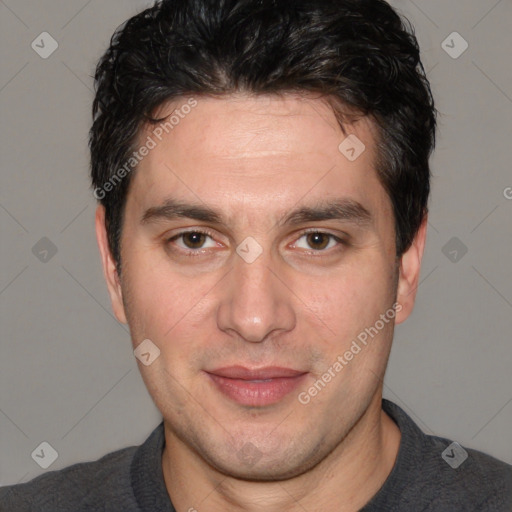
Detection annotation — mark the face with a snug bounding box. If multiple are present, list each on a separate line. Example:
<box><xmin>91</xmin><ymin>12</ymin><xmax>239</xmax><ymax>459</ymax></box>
<box><xmin>96</xmin><ymin>93</ymin><xmax>425</xmax><ymax>480</ymax></box>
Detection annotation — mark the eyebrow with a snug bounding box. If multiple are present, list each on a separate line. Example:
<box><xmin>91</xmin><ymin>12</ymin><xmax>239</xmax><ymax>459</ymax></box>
<box><xmin>140</xmin><ymin>197</ymin><xmax>373</xmax><ymax>229</ymax></box>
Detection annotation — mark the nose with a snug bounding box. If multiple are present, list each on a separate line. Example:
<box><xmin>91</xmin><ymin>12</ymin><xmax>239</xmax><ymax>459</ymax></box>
<box><xmin>216</xmin><ymin>247</ymin><xmax>296</xmax><ymax>343</ymax></box>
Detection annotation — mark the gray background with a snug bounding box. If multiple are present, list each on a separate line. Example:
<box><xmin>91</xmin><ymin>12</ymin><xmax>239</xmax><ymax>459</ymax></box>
<box><xmin>1</xmin><ymin>0</ymin><xmax>511</xmax><ymax>486</ymax></box>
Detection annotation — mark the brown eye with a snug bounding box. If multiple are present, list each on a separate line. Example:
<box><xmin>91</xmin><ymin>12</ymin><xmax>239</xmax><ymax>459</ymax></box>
<box><xmin>167</xmin><ymin>229</ymin><xmax>217</xmax><ymax>253</ymax></box>
<box><xmin>293</xmin><ymin>231</ymin><xmax>343</xmax><ymax>253</ymax></box>
<box><xmin>181</xmin><ymin>232</ymin><xmax>208</xmax><ymax>249</ymax></box>
<box><xmin>305</xmin><ymin>232</ymin><xmax>330</xmax><ymax>250</ymax></box>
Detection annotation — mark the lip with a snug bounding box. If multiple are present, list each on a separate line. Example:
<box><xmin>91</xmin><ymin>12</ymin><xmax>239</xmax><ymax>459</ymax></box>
<box><xmin>207</xmin><ymin>365</ymin><xmax>306</xmax><ymax>380</ymax></box>
<box><xmin>205</xmin><ymin>366</ymin><xmax>308</xmax><ymax>406</ymax></box>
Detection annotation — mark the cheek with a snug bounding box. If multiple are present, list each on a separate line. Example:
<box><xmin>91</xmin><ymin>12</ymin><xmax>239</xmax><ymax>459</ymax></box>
<box><xmin>122</xmin><ymin>254</ymin><xmax>219</xmax><ymax>352</ymax></box>
<box><xmin>301</xmin><ymin>259</ymin><xmax>394</xmax><ymax>339</ymax></box>
<box><xmin>120</xmin><ymin>252</ymin><xmax>175</xmax><ymax>342</ymax></box>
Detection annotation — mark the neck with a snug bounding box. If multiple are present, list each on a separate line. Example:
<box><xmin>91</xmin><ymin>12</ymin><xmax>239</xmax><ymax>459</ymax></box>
<box><xmin>162</xmin><ymin>392</ymin><xmax>401</xmax><ymax>512</ymax></box>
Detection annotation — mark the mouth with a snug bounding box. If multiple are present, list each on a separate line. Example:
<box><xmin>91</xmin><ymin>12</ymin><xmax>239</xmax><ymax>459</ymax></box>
<box><xmin>204</xmin><ymin>366</ymin><xmax>308</xmax><ymax>407</ymax></box>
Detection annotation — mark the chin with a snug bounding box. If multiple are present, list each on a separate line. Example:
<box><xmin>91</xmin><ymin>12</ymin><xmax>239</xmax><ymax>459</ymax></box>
<box><xmin>206</xmin><ymin>444</ymin><xmax>325</xmax><ymax>483</ymax></box>
<box><xmin>215</xmin><ymin>462</ymin><xmax>310</xmax><ymax>482</ymax></box>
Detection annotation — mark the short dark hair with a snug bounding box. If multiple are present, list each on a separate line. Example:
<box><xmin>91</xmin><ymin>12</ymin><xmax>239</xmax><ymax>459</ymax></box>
<box><xmin>89</xmin><ymin>0</ymin><xmax>437</xmax><ymax>274</ymax></box>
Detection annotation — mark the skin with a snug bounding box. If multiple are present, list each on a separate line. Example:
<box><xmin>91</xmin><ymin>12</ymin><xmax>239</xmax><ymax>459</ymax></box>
<box><xmin>95</xmin><ymin>92</ymin><xmax>427</xmax><ymax>511</ymax></box>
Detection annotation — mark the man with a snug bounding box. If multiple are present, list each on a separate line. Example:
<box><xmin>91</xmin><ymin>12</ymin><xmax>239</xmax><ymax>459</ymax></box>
<box><xmin>1</xmin><ymin>0</ymin><xmax>510</xmax><ymax>510</ymax></box>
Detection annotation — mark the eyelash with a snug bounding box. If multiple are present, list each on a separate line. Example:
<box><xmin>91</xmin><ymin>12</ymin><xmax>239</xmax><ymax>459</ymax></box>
<box><xmin>166</xmin><ymin>228</ymin><xmax>346</xmax><ymax>257</ymax></box>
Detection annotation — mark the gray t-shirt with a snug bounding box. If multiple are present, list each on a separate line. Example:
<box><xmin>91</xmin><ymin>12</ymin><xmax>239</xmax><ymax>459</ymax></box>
<box><xmin>1</xmin><ymin>399</ymin><xmax>511</xmax><ymax>511</ymax></box>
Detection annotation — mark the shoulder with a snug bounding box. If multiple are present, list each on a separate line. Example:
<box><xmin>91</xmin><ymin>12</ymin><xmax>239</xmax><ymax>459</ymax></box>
<box><xmin>379</xmin><ymin>399</ymin><xmax>512</xmax><ymax>511</ymax></box>
<box><xmin>420</xmin><ymin>432</ymin><xmax>512</xmax><ymax>509</ymax></box>
<box><xmin>0</xmin><ymin>444</ymin><xmax>139</xmax><ymax>512</ymax></box>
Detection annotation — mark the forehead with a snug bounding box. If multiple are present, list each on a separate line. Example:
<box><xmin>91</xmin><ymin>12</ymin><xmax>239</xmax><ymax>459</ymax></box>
<box><xmin>145</xmin><ymin>92</ymin><xmax>372</xmax><ymax>161</ymax></box>
<box><xmin>127</xmin><ymin>93</ymin><xmax>389</xmax><ymax>224</ymax></box>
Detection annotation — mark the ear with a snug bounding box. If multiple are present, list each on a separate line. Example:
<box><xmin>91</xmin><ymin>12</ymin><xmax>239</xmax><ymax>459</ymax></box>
<box><xmin>395</xmin><ymin>214</ymin><xmax>428</xmax><ymax>325</ymax></box>
<box><xmin>95</xmin><ymin>205</ymin><xmax>128</xmax><ymax>324</ymax></box>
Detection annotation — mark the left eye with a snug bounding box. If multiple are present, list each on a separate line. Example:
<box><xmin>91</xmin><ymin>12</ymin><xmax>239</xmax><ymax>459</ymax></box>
<box><xmin>293</xmin><ymin>232</ymin><xmax>341</xmax><ymax>251</ymax></box>
<box><xmin>170</xmin><ymin>231</ymin><xmax>217</xmax><ymax>250</ymax></box>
